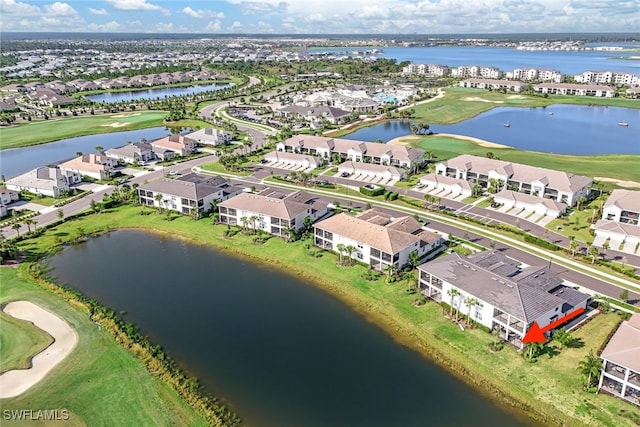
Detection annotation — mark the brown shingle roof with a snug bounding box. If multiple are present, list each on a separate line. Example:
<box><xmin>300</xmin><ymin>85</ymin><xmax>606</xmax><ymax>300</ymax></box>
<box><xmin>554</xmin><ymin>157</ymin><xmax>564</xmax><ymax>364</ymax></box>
<box><xmin>601</xmin><ymin>314</ymin><xmax>640</xmax><ymax>372</ymax></box>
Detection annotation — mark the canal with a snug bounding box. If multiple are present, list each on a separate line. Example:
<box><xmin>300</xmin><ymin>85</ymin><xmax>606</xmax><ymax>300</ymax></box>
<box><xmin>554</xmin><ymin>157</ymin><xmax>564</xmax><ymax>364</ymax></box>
<box><xmin>47</xmin><ymin>230</ymin><xmax>538</xmax><ymax>427</ymax></box>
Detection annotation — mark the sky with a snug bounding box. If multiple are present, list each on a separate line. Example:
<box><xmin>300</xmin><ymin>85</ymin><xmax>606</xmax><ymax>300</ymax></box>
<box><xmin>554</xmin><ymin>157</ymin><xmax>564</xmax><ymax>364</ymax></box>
<box><xmin>0</xmin><ymin>0</ymin><xmax>638</xmax><ymax>34</ymax></box>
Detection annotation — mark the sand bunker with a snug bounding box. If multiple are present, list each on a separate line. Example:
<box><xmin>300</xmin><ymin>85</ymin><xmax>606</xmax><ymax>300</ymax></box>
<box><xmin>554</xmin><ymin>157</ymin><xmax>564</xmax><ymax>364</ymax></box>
<box><xmin>594</xmin><ymin>177</ymin><xmax>640</xmax><ymax>189</ymax></box>
<box><xmin>462</xmin><ymin>97</ymin><xmax>504</xmax><ymax>104</ymax></box>
<box><xmin>0</xmin><ymin>301</ymin><xmax>78</xmax><ymax>399</ymax></box>
<box><xmin>388</xmin><ymin>133</ymin><xmax>509</xmax><ymax>149</ymax></box>
<box><xmin>110</xmin><ymin>113</ymin><xmax>141</xmax><ymax>118</ymax></box>
<box><xmin>101</xmin><ymin>122</ymin><xmax>130</xmax><ymax>128</ymax></box>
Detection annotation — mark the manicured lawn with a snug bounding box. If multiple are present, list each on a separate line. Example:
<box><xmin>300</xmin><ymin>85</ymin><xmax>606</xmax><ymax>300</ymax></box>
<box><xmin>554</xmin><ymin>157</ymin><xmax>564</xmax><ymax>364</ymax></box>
<box><xmin>199</xmin><ymin>161</ymin><xmax>252</xmax><ymax>176</ymax></box>
<box><xmin>412</xmin><ymin>87</ymin><xmax>640</xmax><ymax>124</ymax></box>
<box><xmin>0</xmin><ymin>111</ymin><xmax>168</xmax><ymax>150</ymax></box>
<box><xmin>0</xmin><ymin>267</ymin><xmax>208</xmax><ymax>426</ymax></box>
<box><xmin>15</xmin><ymin>204</ymin><xmax>640</xmax><ymax>427</ymax></box>
<box><xmin>0</xmin><ymin>310</ymin><xmax>53</xmax><ymax>374</ymax></box>
<box><xmin>546</xmin><ymin>201</ymin><xmax>604</xmax><ymax>245</ymax></box>
<box><xmin>408</xmin><ymin>135</ymin><xmax>640</xmax><ymax>183</ymax></box>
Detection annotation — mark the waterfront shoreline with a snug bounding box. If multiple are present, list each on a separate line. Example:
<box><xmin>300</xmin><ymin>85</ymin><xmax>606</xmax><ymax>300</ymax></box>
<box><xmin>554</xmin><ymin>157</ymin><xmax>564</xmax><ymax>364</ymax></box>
<box><xmin>387</xmin><ymin>133</ymin><xmax>511</xmax><ymax>148</ymax></box>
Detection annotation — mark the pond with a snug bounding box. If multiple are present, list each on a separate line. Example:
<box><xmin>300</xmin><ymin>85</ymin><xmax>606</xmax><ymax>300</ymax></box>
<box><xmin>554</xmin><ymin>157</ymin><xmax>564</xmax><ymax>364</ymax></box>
<box><xmin>0</xmin><ymin>127</ymin><xmax>170</xmax><ymax>179</ymax></box>
<box><xmin>84</xmin><ymin>83</ymin><xmax>233</xmax><ymax>103</ymax></box>
<box><xmin>342</xmin><ymin>105</ymin><xmax>640</xmax><ymax>155</ymax></box>
<box><xmin>47</xmin><ymin>230</ymin><xmax>537</xmax><ymax>427</ymax></box>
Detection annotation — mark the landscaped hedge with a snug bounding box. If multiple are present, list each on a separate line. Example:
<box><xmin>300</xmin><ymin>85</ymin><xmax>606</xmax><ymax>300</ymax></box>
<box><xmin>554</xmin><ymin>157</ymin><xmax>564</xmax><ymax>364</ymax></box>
<box><xmin>359</xmin><ymin>185</ymin><xmax>385</xmax><ymax>197</ymax></box>
<box><xmin>524</xmin><ymin>234</ymin><xmax>562</xmax><ymax>251</ymax></box>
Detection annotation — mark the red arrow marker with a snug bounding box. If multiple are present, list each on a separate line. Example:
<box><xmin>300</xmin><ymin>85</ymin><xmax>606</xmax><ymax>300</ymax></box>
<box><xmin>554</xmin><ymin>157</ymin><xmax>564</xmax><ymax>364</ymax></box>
<box><xmin>522</xmin><ymin>307</ymin><xmax>585</xmax><ymax>344</ymax></box>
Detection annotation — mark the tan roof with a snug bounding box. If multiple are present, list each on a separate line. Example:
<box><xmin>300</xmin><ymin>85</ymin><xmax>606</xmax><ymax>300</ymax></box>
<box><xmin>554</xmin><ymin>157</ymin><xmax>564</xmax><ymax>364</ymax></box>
<box><xmin>264</xmin><ymin>151</ymin><xmax>317</xmax><ymax>164</ymax></box>
<box><xmin>59</xmin><ymin>154</ymin><xmax>112</xmax><ymax>173</ymax></box>
<box><xmin>494</xmin><ymin>189</ymin><xmax>567</xmax><ymax>211</ymax></box>
<box><xmin>315</xmin><ymin>208</ymin><xmax>439</xmax><ymax>254</ymax></box>
<box><xmin>594</xmin><ymin>220</ymin><xmax>640</xmax><ymax>239</ymax></box>
<box><xmin>338</xmin><ymin>161</ymin><xmax>404</xmax><ymax>175</ymax></box>
<box><xmin>281</xmin><ymin>135</ymin><xmax>424</xmax><ymax>163</ymax></box>
<box><xmin>534</xmin><ymin>82</ymin><xmax>615</xmax><ymax>92</ymax></box>
<box><xmin>463</xmin><ymin>78</ymin><xmax>525</xmax><ymax>86</ymax></box>
<box><xmin>219</xmin><ymin>190</ymin><xmax>321</xmax><ymax>220</ymax></box>
<box><xmin>601</xmin><ymin>313</ymin><xmax>640</xmax><ymax>372</ymax></box>
<box><xmin>151</xmin><ymin>134</ymin><xmax>196</xmax><ymax>151</ymax></box>
<box><xmin>442</xmin><ymin>155</ymin><xmax>591</xmax><ymax>193</ymax></box>
<box><xmin>604</xmin><ymin>189</ymin><xmax>640</xmax><ymax>212</ymax></box>
<box><xmin>420</xmin><ymin>173</ymin><xmax>472</xmax><ymax>190</ymax></box>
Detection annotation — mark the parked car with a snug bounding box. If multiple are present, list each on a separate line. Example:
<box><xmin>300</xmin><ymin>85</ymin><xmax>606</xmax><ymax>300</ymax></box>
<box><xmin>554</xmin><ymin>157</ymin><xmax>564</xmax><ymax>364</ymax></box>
<box><xmin>341</xmin><ymin>172</ymin><xmax>349</xmax><ymax>177</ymax></box>
<box><xmin>168</xmin><ymin>170</ymin><xmax>178</xmax><ymax>176</ymax></box>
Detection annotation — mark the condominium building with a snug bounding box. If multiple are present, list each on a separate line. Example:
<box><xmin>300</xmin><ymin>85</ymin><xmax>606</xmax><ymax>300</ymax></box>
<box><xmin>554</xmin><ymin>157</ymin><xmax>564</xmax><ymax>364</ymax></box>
<box><xmin>58</xmin><ymin>153</ymin><xmax>118</xmax><ymax>181</ymax></box>
<box><xmin>459</xmin><ymin>78</ymin><xmax>526</xmax><ymax>92</ymax></box>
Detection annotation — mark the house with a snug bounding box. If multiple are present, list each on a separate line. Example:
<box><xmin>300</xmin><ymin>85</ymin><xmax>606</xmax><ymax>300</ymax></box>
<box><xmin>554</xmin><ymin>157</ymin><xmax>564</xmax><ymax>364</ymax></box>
<box><xmin>105</xmin><ymin>142</ymin><xmax>155</xmax><ymax>165</ymax></box>
<box><xmin>58</xmin><ymin>154</ymin><xmax>118</xmax><ymax>181</ymax></box>
<box><xmin>277</xmin><ymin>105</ymin><xmax>351</xmax><ymax>124</ymax></box>
<box><xmin>417</xmin><ymin>251</ymin><xmax>591</xmax><ymax>348</ymax></box>
<box><xmin>593</xmin><ymin>189</ymin><xmax>640</xmax><ymax>252</ymax></box>
<box><xmin>435</xmin><ymin>154</ymin><xmax>592</xmax><ymax>207</ymax></box>
<box><xmin>532</xmin><ymin>83</ymin><xmax>615</xmax><ymax>97</ymax></box>
<box><xmin>218</xmin><ymin>189</ymin><xmax>330</xmax><ymax>237</ymax></box>
<box><xmin>419</xmin><ymin>173</ymin><xmax>473</xmax><ymax>198</ymax></box>
<box><xmin>5</xmin><ymin>167</ymin><xmax>76</xmax><ymax>197</ymax></box>
<box><xmin>150</xmin><ymin>134</ymin><xmax>197</xmax><ymax>158</ymax></box>
<box><xmin>598</xmin><ymin>313</ymin><xmax>640</xmax><ymax>405</ymax></box>
<box><xmin>314</xmin><ymin>208</ymin><xmax>444</xmax><ymax>271</ymax></box>
<box><xmin>459</xmin><ymin>78</ymin><xmax>526</xmax><ymax>92</ymax></box>
<box><xmin>493</xmin><ymin>189</ymin><xmax>566</xmax><ymax>217</ymax></box>
<box><xmin>186</xmin><ymin>128</ymin><xmax>233</xmax><ymax>146</ymax></box>
<box><xmin>276</xmin><ymin>135</ymin><xmax>424</xmax><ymax>168</ymax></box>
<box><xmin>138</xmin><ymin>173</ymin><xmax>242</xmax><ymax>215</ymax></box>
<box><xmin>0</xmin><ymin>188</ymin><xmax>19</xmax><ymax>217</ymax></box>
<box><xmin>263</xmin><ymin>151</ymin><xmax>321</xmax><ymax>170</ymax></box>
<box><xmin>337</xmin><ymin>161</ymin><xmax>406</xmax><ymax>183</ymax></box>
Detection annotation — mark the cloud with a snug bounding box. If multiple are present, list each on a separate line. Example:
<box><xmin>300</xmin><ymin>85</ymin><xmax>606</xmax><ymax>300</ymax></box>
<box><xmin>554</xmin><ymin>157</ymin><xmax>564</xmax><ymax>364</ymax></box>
<box><xmin>226</xmin><ymin>0</ymin><xmax>288</xmax><ymax>15</ymax></box>
<box><xmin>204</xmin><ymin>19</ymin><xmax>223</xmax><ymax>32</ymax></box>
<box><xmin>89</xmin><ymin>7</ymin><xmax>108</xmax><ymax>15</ymax></box>
<box><xmin>182</xmin><ymin>6</ymin><xmax>225</xmax><ymax>19</ymax></box>
<box><xmin>228</xmin><ymin>21</ymin><xmax>243</xmax><ymax>31</ymax></box>
<box><xmin>106</xmin><ymin>0</ymin><xmax>163</xmax><ymax>12</ymax></box>
<box><xmin>86</xmin><ymin>20</ymin><xmax>121</xmax><ymax>31</ymax></box>
<box><xmin>0</xmin><ymin>0</ymin><xmax>40</xmax><ymax>15</ymax></box>
<box><xmin>44</xmin><ymin>2</ymin><xmax>78</xmax><ymax>16</ymax></box>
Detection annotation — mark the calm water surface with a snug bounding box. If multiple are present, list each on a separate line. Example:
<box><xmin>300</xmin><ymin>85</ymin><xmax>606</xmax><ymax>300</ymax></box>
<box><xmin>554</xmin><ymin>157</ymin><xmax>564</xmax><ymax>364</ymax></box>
<box><xmin>85</xmin><ymin>83</ymin><xmax>232</xmax><ymax>103</ymax></box>
<box><xmin>310</xmin><ymin>45</ymin><xmax>640</xmax><ymax>74</ymax></box>
<box><xmin>0</xmin><ymin>127</ymin><xmax>169</xmax><ymax>179</ymax></box>
<box><xmin>48</xmin><ymin>230</ymin><xmax>537</xmax><ymax>427</ymax></box>
<box><xmin>344</xmin><ymin>105</ymin><xmax>640</xmax><ymax>155</ymax></box>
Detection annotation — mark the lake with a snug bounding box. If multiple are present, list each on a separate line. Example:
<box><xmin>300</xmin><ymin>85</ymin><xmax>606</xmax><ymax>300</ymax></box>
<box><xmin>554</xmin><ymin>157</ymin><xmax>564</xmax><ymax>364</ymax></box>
<box><xmin>310</xmin><ymin>45</ymin><xmax>640</xmax><ymax>75</ymax></box>
<box><xmin>47</xmin><ymin>230</ymin><xmax>537</xmax><ymax>427</ymax></box>
<box><xmin>0</xmin><ymin>127</ymin><xmax>169</xmax><ymax>179</ymax></box>
<box><xmin>85</xmin><ymin>83</ymin><xmax>232</xmax><ymax>103</ymax></box>
<box><xmin>343</xmin><ymin>105</ymin><xmax>640</xmax><ymax>155</ymax></box>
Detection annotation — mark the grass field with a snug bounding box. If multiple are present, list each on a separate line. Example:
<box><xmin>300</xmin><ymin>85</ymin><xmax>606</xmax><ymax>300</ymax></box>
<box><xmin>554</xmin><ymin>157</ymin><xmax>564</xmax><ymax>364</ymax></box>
<box><xmin>0</xmin><ymin>267</ymin><xmax>208</xmax><ymax>426</ymax></box>
<box><xmin>405</xmin><ymin>135</ymin><xmax>640</xmax><ymax>184</ymax></box>
<box><xmin>0</xmin><ymin>310</ymin><xmax>53</xmax><ymax>374</ymax></box>
<box><xmin>412</xmin><ymin>87</ymin><xmax>640</xmax><ymax>124</ymax></box>
<box><xmin>0</xmin><ymin>111</ymin><xmax>168</xmax><ymax>150</ymax></box>
<box><xmin>14</xmin><ymin>204</ymin><xmax>640</xmax><ymax>427</ymax></box>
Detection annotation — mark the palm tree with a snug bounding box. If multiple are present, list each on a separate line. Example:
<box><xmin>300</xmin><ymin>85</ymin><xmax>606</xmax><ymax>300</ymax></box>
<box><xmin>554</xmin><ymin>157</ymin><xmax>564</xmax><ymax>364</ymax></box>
<box><xmin>569</xmin><ymin>238</ymin><xmax>579</xmax><ymax>257</ymax></box>
<box><xmin>447</xmin><ymin>288</ymin><xmax>460</xmax><ymax>319</ymax></box>
<box><xmin>589</xmin><ymin>245</ymin><xmax>600</xmax><ymax>264</ymax></box>
<box><xmin>385</xmin><ymin>263</ymin><xmax>397</xmax><ymax>280</ymax></box>
<box><xmin>464</xmin><ymin>297</ymin><xmax>478</xmax><ymax>327</ymax></box>
<box><xmin>344</xmin><ymin>245</ymin><xmax>356</xmax><ymax>266</ymax></box>
<box><xmin>23</xmin><ymin>218</ymin><xmax>35</xmax><ymax>233</ymax></box>
<box><xmin>577</xmin><ymin>350</ymin><xmax>602</xmax><ymax>390</ymax></box>
<box><xmin>524</xmin><ymin>342</ymin><xmax>544</xmax><ymax>361</ymax></box>
<box><xmin>336</xmin><ymin>243</ymin><xmax>346</xmax><ymax>265</ymax></box>
<box><xmin>154</xmin><ymin>194</ymin><xmax>164</xmax><ymax>213</ymax></box>
<box><xmin>249</xmin><ymin>215</ymin><xmax>259</xmax><ymax>234</ymax></box>
<box><xmin>240</xmin><ymin>216</ymin><xmax>249</xmax><ymax>233</ymax></box>
<box><xmin>95</xmin><ymin>145</ymin><xmax>104</xmax><ymax>154</ymax></box>
<box><xmin>408</xmin><ymin>250</ymin><xmax>420</xmax><ymax>269</ymax></box>
<box><xmin>11</xmin><ymin>223</ymin><xmax>21</xmax><ymax>237</ymax></box>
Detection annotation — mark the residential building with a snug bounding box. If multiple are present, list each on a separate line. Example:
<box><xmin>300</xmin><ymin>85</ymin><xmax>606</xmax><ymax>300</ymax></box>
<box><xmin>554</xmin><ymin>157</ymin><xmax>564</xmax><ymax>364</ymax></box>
<box><xmin>58</xmin><ymin>153</ymin><xmax>118</xmax><ymax>181</ymax></box>
<box><xmin>150</xmin><ymin>134</ymin><xmax>197</xmax><ymax>158</ymax></box>
<box><xmin>506</xmin><ymin>68</ymin><xmax>564</xmax><ymax>83</ymax></box>
<box><xmin>276</xmin><ymin>135</ymin><xmax>425</xmax><ymax>169</ymax></box>
<box><xmin>263</xmin><ymin>151</ymin><xmax>321</xmax><ymax>170</ymax></box>
<box><xmin>459</xmin><ymin>78</ymin><xmax>526</xmax><ymax>92</ymax></box>
<box><xmin>575</xmin><ymin>70</ymin><xmax>640</xmax><ymax>86</ymax></box>
<box><xmin>105</xmin><ymin>142</ymin><xmax>155</xmax><ymax>165</ymax></box>
<box><xmin>434</xmin><ymin>154</ymin><xmax>592</xmax><ymax>206</ymax></box>
<box><xmin>625</xmin><ymin>87</ymin><xmax>640</xmax><ymax>99</ymax></box>
<box><xmin>337</xmin><ymin>161</ymin><xmax>406</xmax><ymax>183</ymax></box>
<box><xmin>186</xmin><ymin>128</ymin><xmax>233</xmax><ymax>146</ymax></box>
<box><xmin>218</xmin><ymin>189</ymin><xmax>330</xmax><ymax>236</ymax></box>
<box><xmin>593</xmin><ymin>189</ymin><xmax>640</xmax><ymax>252</ymax></box>
<box><xmin>417</xmin><ymin>251</ymin><xmax>591</xmax><ymax>348</ymax></box>
<box><xmin>451</xmin><ymin>65</ymin><xmax>502</xmax><ymax>79</ymax></box>
<box><xmin>402</xmin><ymin>63</ymin><xmax>449</xmax><ymax>77</ymax></box>
<box><xmin>598</xmin><ymin>313</ymin><xmax>640</xmax><ymax>405</ymax></box>
<box><xmin>5</xmin><ymin>167</ymin><xmax>76</xmax><ymax>197</ymax></box>
<box><xmin>0</xmin><ymin>188</ymin><xmax>19</xmax><ymax>217</ymax></box>
<box><xmin>493</xmin><ymin>190</ymin><xmax>566</xmax><ymax>217</ymax></box>
<box><xmin>138</xmin><ymin>173</ymin><xmax>242</xmax><ymax>215</ymax></box>
<box><xmin>314</xmin><ymin>208</ymin><xmax>444</xmax><ymax>271</ymax></box>
<box><xmin>419</xmin><ymin>173</ymin><xmax>473</xmax><ymax>198</ymax></box>
<box><xmin>532</xmin><ymin>83</ymin><xmax>615</xmax><ymax>97</ymax></box>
